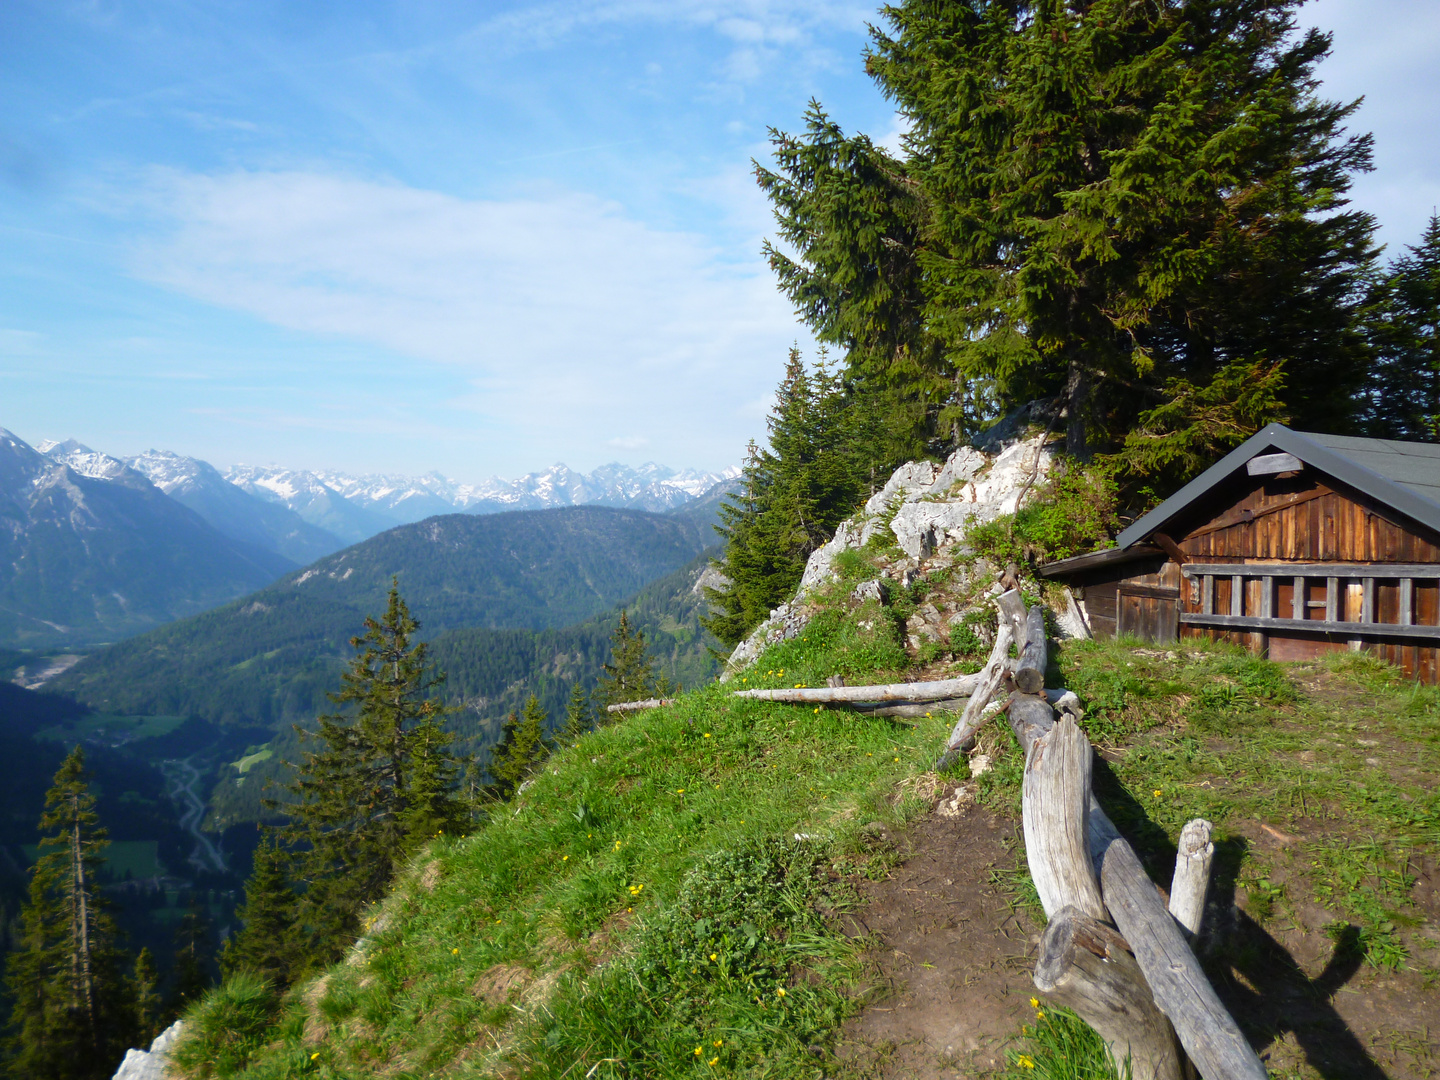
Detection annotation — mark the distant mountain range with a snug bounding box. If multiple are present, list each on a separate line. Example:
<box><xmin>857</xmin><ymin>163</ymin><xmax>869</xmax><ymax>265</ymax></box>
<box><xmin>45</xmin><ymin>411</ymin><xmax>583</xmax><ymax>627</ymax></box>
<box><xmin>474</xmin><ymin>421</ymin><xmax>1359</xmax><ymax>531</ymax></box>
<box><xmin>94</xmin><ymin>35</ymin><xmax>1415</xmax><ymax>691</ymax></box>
<box><xmin>0</xmin><ymin>426</ymin><xmax>738</xmax><ymax>648</ymax></box>
<box><xmin>0</xmin><ymin>430</ymin><xmax>295</xmax><ymax>649</ymax></box>
<box><xmin>225</xmin><ymin>461</ymin><xmax>737</xmax><ymax>543</ymax></box>
<box><xmin>51</xmin><ymin>505</ymin><xmax>712</xmax><ymax>727</ymax></box>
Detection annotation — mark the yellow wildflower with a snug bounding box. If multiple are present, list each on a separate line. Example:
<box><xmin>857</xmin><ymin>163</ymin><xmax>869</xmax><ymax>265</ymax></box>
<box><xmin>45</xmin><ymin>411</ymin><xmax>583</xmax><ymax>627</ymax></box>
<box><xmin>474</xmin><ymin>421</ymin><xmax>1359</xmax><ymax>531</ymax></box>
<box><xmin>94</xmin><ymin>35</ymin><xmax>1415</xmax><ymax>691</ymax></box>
<box><xmin>694</xmin><ymin>1046</ymin><xmax>702</xmax><ymax>1057</ymax></box>
<box><xmin>1017</xmin><ymin>1054</ymin><xmax>1035</xmax><ymax>1069</ymax></box>
<box><xmin>311</xmin><ymin>1053</ymin><xmax>320</xmax><ymax>1060</ymax></box>
<box><xmin>562</xmin><ymin>855</ymin><xmax>569</xmax><ymax>861</ymax></box>
<box><xmin>709</xmin><ymin>1057</ymin><xmax>719</xmax><ymax>1066</ymax></box>
<box><xmin>1030</xmin><ymin>997</ymin><xmax>1040</xmax><ymax>1009</ymax></box>
<box><xmin>1036</xmin><ymin>1010</ymin><xmax>1046</xmax><ymax>1019</ymax></box>
<box><xmin>703</xmin><ymin>732</ymin><xmax>711</xmax><ymax>738</ymax></box>
<box><xmin>452</xmin><ymin>948</ymin><xmax>459</xmax><ymax>955</ymax></box>
<box><xmin>714</xmin><ymin>1040</ymin><xmax>723</xmax><ymax>1047</ymax></box>
<box><xmin>1153</xmin><ymin>789</ymin><xmax>1163</xmax><ymax>798</ymax></box>
<box><xmin>710</xmin><ymin>953</ymin><xmax>717</xmax><ymax>961</ymax></box>
<box><xmin>776</xmin><ymin>987</ymin><xmax>786</xmax><ymax>997</ymax></box>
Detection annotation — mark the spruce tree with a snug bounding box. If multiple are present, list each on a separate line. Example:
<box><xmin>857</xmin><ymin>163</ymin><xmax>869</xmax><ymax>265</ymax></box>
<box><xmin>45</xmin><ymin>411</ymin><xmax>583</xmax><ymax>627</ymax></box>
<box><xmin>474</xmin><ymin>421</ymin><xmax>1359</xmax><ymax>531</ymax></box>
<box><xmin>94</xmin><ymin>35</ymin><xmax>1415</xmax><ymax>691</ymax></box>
<box><xmin>276</xmin><ymin>583</ymin><xmax>469</xmax><ymax>963</ymax></box>
<box><xmin>559</xmin><ymin>683</ymin><xmax>591</xmax><ymax>745</ymax></box>
<box><xmin>4</xmin><ymin>747</ymin><xmax>133</xmax><ymax>1080</ymax></box>
<box><xmin>593</xmin><ymin>612</ymin><xmax>661</xmax><ymax>708</ymax></box>
<box><xmin>129</xmin><ymin>948</ymin><xmax>164</xmax><ymax>1047</ymax></box>
<box><xmin>488</xmin><ymin>695</ymin><xmax>551</xmax><ymax>798</ymax></box>
<box><xmin>166</xmin><ymin>911</ymin><xmax>212</xmax><ymax>1014</ymax></box>
<box><xmin>762</xmin><ymin>0</ymin><xmax>1379</xmax><ymax>460</ymax></box>
<box><xmin>220</xmin><ymin>836</ymin><xmax>300</xmax><ymax>986</ymax></box>
<box><xmin>704</xmin><ymin>348</ymin><xmax>890</xmax><ymax>646</ymax></box>
<box><xmin>1364</xmin><ymin>213</ymin><xmax>1440</xmax><ymax>441</ymax></box>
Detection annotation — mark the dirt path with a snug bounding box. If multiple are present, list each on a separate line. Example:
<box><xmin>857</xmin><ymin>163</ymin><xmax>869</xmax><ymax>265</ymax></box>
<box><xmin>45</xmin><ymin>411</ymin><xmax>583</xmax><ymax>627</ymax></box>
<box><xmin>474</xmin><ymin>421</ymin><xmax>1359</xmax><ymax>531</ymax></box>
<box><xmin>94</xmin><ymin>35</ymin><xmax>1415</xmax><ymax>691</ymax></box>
<box><xmin>161</xmin><ymin>756</ymin><xmax>227</xmax><ymax>875</ymax></box>
<box><xmin>836</xmin><ymin>787</ymin><xmax>1040</xmax><ymax>1079</ymax></box>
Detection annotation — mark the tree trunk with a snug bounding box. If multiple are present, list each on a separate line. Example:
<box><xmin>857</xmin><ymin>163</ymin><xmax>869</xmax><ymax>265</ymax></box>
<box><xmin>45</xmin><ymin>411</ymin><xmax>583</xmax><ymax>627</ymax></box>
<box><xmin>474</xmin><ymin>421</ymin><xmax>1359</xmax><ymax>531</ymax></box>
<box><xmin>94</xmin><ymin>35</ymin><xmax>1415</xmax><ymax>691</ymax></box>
<box><xmin>1015</xmin><ymin>606</ymin><xmax>1049</xmax><ymax>694</ymax></box>
<box><xmin>730</xmin><ymin>674</ymin><xmax>980</xmax><ymax>704</ymax></box>
<box><xmin>72</xmin><ymin>815</ymin><xmax>96</xmax><ymax>1043</ymax></box>
<box><xmin>1066</xmin><ymin>358</ymin><xmax>1090</xmax><ymax>462</ymax></box>
<box><xmin>934</xmin><ymin>602</ymin><xmax>1017</xmax><ymax>770</ymax></box>
<box><xmin>1022</xmin><ymin>717</ymin><xmax>1106</xmax><ymax>921</ymax></box>
<box><xmin>1035</xmin><ymin>906</ymin><xmax>1185</xmax><ymax>1080</ymax></box>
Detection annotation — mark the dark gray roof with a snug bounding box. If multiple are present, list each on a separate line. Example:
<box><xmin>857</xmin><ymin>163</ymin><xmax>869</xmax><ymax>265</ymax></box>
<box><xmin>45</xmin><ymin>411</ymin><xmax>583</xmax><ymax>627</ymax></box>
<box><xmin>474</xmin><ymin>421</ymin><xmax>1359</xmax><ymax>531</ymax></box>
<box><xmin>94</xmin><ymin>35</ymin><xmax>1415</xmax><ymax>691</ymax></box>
<box><xmin>1115</xmin><ymin>424</ymin><xmax>1440</xmax><ymax>549</ymax></box>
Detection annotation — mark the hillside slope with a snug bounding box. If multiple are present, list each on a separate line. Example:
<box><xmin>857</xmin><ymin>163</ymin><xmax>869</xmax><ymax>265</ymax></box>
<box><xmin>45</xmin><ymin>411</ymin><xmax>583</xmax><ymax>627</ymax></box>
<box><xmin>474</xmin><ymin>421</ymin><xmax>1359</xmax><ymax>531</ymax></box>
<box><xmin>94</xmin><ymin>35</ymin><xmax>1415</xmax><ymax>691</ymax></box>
<box><xmin>204</xmin><ymin>547</ymin><xmax>727</xmax><ymax>829</ymax></box>
<box><xmin>52</xmin><ymin>506</ymin><xmax>709</xmax><ymax>725</ymax></box>
<box><xmin>0</xmin><ymin>430</ymin><xmax>295</xmax><ymax>649</ymax></box>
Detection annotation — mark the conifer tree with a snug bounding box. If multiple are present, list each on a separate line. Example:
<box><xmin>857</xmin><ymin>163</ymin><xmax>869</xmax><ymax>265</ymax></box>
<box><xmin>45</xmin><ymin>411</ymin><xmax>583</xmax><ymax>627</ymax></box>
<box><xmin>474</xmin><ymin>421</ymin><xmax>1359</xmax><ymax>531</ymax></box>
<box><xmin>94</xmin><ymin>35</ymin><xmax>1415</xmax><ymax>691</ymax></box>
<box><xmin>1364</xmin><ymin>213</ymin><xmax>1440</xmax><ymax>440</ymax></box>
<box><xmin>129</xmin><ymin>948</ymin><xmax>164</xmax><ymax>1047</ymax></box>
<box><xmin>559</xmin><ymin>683</ymin><xmax>591</xmax><ymax>745</ymax></box>
<box><xmin>762</xmin><ymin>0</ymin><xmax>1379</xmax><ymax>460</ymax></box>
<box><xmin>276</xmin><ymin>582</ymin><xmax>469</xmax><ymax>963</ymax></box>
<box><xmin>593</xmin><ymin>612</ymin><xmax>661</xmax><ymax>707</ymax></box>
<box><xmin>167</xmin><ymin>910</ymin><xmax>212</xmax><ymax>1014</ymax></box>
<box><xmin>220</xmin><ymin>836</ymin><xmax>300</xmax><ymax>986</ymax></box>
<box><xmin>704</xmin><ymin>348</ymin><xmax>891</xmax><ymax>646</ymax></box>
<box><xmin>488</xmin><ymin>695</ymin><xmax>551</xmax><ymax>798</ymax></box>
<box><xmin>4</xmin><ymin>747</ymin><xmax>134</xmax><ymax>1080</ymax></box>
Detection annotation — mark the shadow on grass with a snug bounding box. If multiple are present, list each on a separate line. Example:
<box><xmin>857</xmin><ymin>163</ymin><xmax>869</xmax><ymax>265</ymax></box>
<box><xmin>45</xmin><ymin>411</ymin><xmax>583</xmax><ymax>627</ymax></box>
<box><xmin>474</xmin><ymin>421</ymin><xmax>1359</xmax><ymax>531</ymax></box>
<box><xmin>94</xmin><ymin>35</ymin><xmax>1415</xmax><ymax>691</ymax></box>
<box><xmin>1091</xmin><ymin>784</ymin><xmax>1388</xmax><ymax>1079</ymax></box>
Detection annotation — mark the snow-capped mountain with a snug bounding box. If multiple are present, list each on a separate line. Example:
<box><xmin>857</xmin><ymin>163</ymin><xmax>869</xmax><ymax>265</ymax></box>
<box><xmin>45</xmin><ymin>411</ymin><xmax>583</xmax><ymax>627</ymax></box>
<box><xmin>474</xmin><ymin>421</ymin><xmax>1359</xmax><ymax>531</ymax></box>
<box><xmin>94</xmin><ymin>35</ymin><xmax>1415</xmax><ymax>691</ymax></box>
<box><xmin>38</xmin><ymin>438</ymin><xmax>138</xmax><ymax>482</ymax></box>
<box><xmin>127</xmin><ymin>450</ymin><xmax>345</xmax><ymax>565</ymax></box>
<box><xmin>0</xmin><ymin>430</ymin><xmax>295</xmax><ymax>648</ymax></box>
<box><xmin>223</xmin><ymin>461</ymin><xmax>740</xmax><ymax>531</ymax></box>
<box><xmin>225</xmin><ymin>465</ymin><xmax>396</xmax><ymax>545</ymax></box>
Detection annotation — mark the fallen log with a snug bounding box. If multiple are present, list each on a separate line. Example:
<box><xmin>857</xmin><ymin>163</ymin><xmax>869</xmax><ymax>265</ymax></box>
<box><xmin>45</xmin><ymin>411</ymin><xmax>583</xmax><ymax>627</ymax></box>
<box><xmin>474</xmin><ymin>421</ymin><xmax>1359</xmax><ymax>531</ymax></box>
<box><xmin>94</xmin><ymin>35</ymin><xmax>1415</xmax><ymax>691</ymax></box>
<box><xmin>1022</xmin><ymin>716</ymin><xmax>1106</xmax><ymax>922</ymax></box>
<box><xmin>1015</xmin><ymin>605</ymin><xmax>1048</xmax><ymax>694</ymax></box>
<box><xmin>604</xmin><ymin>698</ymin><xmax>676</xmax><ymax>713</ymax></box>
<box><xmin>729</xmin><ymin>674</ymin><xmax>980</xmax><ymax>704</ymax></box>
<box><xmin>1168</xmin><ymin>819</ymin><xmax>1215</xmax><ymax>940</ymax></box>
<box><xmin>1034</xmin><ymin>907</ymin><xmax>1185</xmax><ymax>1080</ymax></box>
<box><xmin>934</xmin><ymin>594</ymin><xmax>1019</xmax><ymax>769</ymax></box>
<box><xmin>1006</xmin><ymin>693</ymin><xmax>1267</xmax><ymax>1080</ymax></box>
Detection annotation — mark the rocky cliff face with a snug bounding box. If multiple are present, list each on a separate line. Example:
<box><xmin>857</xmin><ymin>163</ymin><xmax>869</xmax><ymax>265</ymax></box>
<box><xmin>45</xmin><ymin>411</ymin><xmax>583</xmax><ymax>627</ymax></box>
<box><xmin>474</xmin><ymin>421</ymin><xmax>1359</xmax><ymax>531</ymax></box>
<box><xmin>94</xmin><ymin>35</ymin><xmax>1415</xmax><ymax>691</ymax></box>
<box><xmin>723</xmin><ymin>418</ymin><xmax>1086</xmax><ymax>675</ymax></box>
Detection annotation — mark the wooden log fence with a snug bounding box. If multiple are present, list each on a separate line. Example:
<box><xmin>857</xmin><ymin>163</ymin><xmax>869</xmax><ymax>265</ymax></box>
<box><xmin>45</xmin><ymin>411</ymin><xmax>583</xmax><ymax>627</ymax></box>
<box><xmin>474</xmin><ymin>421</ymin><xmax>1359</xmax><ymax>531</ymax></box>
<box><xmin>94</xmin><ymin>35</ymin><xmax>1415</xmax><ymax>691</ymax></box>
<box><xmin>996</xmin><ymin>596</ymin><xmax>1265</xmax><ymax>1080</ymax></box>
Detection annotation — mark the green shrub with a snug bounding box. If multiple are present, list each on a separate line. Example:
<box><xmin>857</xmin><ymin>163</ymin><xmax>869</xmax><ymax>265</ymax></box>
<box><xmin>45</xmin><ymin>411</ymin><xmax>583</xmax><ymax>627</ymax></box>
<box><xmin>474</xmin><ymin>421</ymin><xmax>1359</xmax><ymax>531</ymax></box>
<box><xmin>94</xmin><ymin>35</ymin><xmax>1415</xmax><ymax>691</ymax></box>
<box><xmin>168</xmin><ymin>972</ymin><xmax>282</xmax><ymax>1079</ymax></box>
<box><xmin>969</xmin><ymin>461</ymin><xmax>1119</xmax><ymax>568</ymax></box>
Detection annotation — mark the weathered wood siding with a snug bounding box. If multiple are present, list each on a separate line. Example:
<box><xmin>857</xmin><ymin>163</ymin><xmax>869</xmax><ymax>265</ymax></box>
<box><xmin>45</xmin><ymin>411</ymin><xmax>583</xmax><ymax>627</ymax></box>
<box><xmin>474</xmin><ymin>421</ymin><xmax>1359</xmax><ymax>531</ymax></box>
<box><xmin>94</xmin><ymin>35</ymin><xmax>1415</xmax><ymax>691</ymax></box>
<box><xmin>1171</xmin><ymin>474</ymin><xmax>1440</xmax><ymax>682</ymax></box>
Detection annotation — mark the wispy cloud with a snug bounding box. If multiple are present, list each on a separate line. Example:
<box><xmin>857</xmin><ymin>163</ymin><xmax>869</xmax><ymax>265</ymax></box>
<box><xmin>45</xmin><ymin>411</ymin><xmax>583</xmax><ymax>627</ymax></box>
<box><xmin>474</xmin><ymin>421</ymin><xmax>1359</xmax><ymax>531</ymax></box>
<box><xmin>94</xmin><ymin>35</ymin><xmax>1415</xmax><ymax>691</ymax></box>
<box><xmin>124</xmin><ymin>168</ymin><xmax>806</xmax><ymax>465</ymax></box>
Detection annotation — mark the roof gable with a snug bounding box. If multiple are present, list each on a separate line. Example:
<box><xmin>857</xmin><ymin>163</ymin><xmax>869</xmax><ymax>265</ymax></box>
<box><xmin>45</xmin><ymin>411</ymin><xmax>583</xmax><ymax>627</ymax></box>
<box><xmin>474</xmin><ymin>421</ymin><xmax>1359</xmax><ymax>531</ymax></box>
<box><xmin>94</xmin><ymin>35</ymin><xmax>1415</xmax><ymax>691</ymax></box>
<box><xmin>1115</xmin><ymin>424</ymin><xmax>1440</xmax><ymax>549</ymax></box>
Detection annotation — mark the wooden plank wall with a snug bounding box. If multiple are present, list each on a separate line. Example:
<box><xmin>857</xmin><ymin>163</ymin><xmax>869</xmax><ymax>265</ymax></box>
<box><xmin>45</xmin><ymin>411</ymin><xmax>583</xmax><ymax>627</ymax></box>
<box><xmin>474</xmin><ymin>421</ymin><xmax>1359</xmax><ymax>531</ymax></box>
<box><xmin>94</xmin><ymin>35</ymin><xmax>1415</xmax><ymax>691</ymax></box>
<box><xmin>1174</xmin><ymin>475</ymin><xmax>1440</xmax><ymax>682</ymax></box>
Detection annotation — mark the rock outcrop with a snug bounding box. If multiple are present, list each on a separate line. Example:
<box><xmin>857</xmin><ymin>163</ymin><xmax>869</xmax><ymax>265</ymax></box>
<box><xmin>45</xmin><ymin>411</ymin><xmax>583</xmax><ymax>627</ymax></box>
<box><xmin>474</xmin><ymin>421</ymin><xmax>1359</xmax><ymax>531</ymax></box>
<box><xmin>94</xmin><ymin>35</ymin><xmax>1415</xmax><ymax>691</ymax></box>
<box><xmin>113</xmin><ymin>1020</ymin><xmax>184</xmax><ymax>1080</ymax></box>
<box><xmin>723</xmin><ymin>418</ymin><xmax>1073</xmax><ymax>676</ymax></box>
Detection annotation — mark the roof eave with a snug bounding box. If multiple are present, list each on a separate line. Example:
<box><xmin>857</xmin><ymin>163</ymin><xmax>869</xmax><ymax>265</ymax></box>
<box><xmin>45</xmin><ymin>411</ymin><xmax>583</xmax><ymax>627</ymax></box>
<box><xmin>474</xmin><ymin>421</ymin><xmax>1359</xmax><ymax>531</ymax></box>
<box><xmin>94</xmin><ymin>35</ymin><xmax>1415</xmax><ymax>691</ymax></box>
<box><xmin>1114</xmin><ymin>424</ymin><xmax>1440</xmax><ymax>549</ymax></box>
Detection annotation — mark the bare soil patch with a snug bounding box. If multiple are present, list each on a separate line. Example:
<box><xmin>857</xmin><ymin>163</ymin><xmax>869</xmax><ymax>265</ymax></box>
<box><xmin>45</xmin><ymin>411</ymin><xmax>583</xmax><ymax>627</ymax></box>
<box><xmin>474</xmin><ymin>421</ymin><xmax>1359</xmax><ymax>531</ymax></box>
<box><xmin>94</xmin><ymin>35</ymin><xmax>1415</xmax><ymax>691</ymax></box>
<box><xmin>835</xmin><ymin>792</ymin><xmax>1039</xmax><ymax>1079</ymax></box>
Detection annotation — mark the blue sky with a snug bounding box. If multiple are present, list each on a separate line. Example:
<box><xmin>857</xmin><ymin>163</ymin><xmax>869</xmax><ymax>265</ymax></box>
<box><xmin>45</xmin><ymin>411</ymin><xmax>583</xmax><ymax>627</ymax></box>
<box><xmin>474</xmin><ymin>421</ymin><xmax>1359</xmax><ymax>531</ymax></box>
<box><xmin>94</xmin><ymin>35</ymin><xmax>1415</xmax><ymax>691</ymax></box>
<box><xmin>2</xmin><ymin>1</ymin><xmax>1438</xmax><ymax>482</ymax></box>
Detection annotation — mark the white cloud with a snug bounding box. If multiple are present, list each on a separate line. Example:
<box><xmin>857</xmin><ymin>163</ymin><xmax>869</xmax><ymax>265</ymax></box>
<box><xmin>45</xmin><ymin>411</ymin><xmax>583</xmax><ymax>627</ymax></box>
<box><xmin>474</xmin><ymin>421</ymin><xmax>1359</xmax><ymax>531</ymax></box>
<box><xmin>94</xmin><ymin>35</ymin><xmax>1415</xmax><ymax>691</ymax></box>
<box><xmin>608</xmin><ymin>435</ymin><xmax>649</xmax><ymax>449</ymax></box>
<box><xmin>126</xmin><ymin>168</ymin><xmax>806</xmax><ymax>466</ymax></box>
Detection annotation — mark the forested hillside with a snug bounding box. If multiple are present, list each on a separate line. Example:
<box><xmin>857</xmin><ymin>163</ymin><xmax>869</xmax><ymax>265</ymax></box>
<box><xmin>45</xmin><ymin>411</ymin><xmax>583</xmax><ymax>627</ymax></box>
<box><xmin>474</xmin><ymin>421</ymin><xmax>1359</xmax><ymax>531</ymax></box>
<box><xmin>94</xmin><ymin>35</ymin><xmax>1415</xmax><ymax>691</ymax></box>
<box><xmin>51</xmin><ymin>506</ymin><xmax>708</xmax><ymax>725</ymax></box>
<box><xmin>204</xmin><ymin>548</ymin><xmax>724</xmax><ymax>829</ymax></box>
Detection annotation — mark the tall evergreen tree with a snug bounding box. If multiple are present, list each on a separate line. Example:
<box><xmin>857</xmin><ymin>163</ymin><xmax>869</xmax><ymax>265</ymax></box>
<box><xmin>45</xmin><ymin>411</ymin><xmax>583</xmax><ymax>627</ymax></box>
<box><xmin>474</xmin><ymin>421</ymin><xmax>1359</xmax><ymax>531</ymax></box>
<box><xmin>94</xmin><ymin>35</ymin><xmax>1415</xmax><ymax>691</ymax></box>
<box><xmin>4</xmin><ymin>747</ymin><xmax>133</xmax><ymax>1080</ymax></box>
<box><xmin>129</xmin><ymin>948</ymin><xmax>164</xmax><ymax>1048</ymax></box>
<box><xmin>704</xmin><ymin>349</ymin><xmax>892</xmax><ymax>646</ymax></box>
<box><xmin>593</xmin><ymin>612</ymin><xmax>662</xmax><ymax>707</ymax></box>
<box><xmin>275</xmin><ymin>583</ymin><xmax>469</xmax><ymax>963</ymax></box>
<box><xmin>488</xmin><ymin>695</ymin><xmax>552</xmax><ymax>798</ymax></box>
<box><xmin>1364</xmin><ymin>213</ymin><xmax>1440</xmax><ymax>441</ymax></box>
<box><xmin>166</xmin><ymin>911</ymin><xmax>212</xmax><ymax>1015</ymax></box>
<box><xmin>762</xmin><ymin>0</ymin><xmax>1379</xmax><ymax>462</ymax></box>
<box><xmin>559</xmin><ymin>683</ymin><xmax>592</xmax><ymax>745</ymax></box>
<box><xmin>221</xmin><ymin>836</ymin><xmax>300</xmax><ymax>986</ymax></box>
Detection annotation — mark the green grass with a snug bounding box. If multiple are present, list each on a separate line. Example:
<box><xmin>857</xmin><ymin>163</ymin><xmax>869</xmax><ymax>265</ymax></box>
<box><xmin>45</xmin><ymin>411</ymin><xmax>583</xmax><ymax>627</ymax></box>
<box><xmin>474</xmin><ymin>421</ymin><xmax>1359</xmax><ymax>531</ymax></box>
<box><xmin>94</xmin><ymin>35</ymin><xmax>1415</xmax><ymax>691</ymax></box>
<box><xmin>171</xmin><ymin>601</ymin><xmax>1440</xmax><ymax>1079</ymax></box>
<box><xmin>34</xmin><ymin>712</ymin><xmax>187</xmax><ymax>743</ymax></box>
<box><xmin>232</xmin><ymin>747</ymin><xmax>275</xmax><ymax>774</ymax></box>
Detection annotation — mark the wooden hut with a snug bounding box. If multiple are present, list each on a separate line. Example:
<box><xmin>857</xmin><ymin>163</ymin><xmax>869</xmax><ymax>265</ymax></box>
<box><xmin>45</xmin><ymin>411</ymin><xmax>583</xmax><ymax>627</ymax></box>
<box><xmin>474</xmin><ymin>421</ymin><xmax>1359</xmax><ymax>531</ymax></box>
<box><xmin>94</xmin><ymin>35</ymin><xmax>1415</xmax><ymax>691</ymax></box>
<box><xmin>1038</xmin><ymin>424</ymin><xmax>1440</xmax><ymax>682</ymax></box>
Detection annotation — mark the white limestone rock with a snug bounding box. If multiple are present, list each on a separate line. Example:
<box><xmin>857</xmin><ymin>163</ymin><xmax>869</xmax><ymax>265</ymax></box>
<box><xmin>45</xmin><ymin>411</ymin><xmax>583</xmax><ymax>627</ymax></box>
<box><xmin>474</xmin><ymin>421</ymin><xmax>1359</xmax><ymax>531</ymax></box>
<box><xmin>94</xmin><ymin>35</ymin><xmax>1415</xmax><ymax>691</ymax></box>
<box><xmin>112</xmin><ymin>1020</ymin><xmax>184</xmax><ymax>1080</ymax></box>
